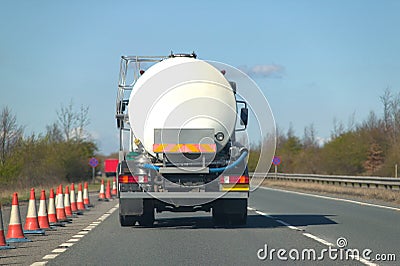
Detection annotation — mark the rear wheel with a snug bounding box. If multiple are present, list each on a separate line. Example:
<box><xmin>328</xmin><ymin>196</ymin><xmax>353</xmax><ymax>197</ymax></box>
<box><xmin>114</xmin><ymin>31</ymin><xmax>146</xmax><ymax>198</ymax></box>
<box><xmin>212</xmin><ymin>207</ymin><xmax>226</xmax><ymax>225</ymax></box>
<box><xmin>228</xmin><ymin>211</ymin><xmax>247</xmax><ymax>225</ymax></box>
<box><xmin>138</xmin><ymin>200</ymin><xmax>155</xmax><ymax>227</ymax></box>
<box><xmin>119</xmin><ymin>215</ymin><xmax>136</xmax><ymax>227</ymax></box>
<box><xmin>212</xmin><ymin>199</ymin><xmax>247</xmax><ymax>226</ymax></box>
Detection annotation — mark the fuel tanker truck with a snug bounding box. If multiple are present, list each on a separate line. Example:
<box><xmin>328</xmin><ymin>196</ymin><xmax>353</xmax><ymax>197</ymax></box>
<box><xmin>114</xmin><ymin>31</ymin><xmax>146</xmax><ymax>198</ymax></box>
<box><xmin>115</xmin><ymin>53</ymin><xmax>249</xmax><ymax>226</ymax></box>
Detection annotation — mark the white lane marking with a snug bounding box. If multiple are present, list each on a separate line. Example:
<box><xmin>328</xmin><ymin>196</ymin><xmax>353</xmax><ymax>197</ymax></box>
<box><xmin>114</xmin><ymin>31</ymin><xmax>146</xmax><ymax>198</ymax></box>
<box><xmin>302</xmin><ymin>233</ymin><xmax>334</xmax><ymax>247</ymax></box>
<box><xmin>259</xmin><ymin>186</ymin><xmax>400</xmax><ymax>212</ymax></box>
<box><xmin>51</xmin><ymin>248</ymin><xmax>67</xmax><ymax>253</ymax></box>
<box><xmin>35</xmin><ymin>203</ymin><xmax>120</xmax><ymax>264</ymax></box>
<box><xmin>59</xmin><ymin>242</ymin><xmax>74</xmax><ymax>247</ymax></box>
<box><xmin>254</xmin><ymin>210</ymin><xmax>267</xmax><ymax>216</ymax></box>
<box><xmin>302</xmin><ymin>233</ymin><xmax>378</xmax><ymax>265</ymax></box>
<box><xmin>250</xmin><ymin>206</ymin><xmax>378</xmax><ymax>266</ymax></box>
<box><xmin>42</xmin><ymin>254</ymin><xmax>59</xmax><ymax>259</ymax></box>
<box><xmin>83</xmin><ymin>226</ymin><xmax>96</xmax><ymax>230</ymax></box>
<box><xmin>30</xmin><ymin>262</ymin><xmax>47</xmax><ymax>266</ymax></box>
<box><xmin>250</xmin><ymin>207</ymin><xmax>303</xmax><ymax>231</ymax></box>
<box><xmin>357</xmin><ymin>257</ymin><xmax>379</xmax><ymax>266</ymax></box>
<box><xmin>275</xmin><ymin>219</ymin><xmax>302</xmax><ymax>231</ymax></box>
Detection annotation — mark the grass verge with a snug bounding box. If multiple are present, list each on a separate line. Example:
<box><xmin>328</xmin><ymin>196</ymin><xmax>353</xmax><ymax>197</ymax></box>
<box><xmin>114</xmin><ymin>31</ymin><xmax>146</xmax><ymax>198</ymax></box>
<box><xmin>262</xmin><ymin>179</ymin><xmax>400</xmax><ymax>206</ymax></box>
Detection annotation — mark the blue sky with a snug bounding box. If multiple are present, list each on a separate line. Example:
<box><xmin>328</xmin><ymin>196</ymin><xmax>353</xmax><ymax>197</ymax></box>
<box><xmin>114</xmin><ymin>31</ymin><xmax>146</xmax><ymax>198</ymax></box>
<box><xmin>1</xmin><ymin>0</ymin><xmax>399</xmax><ymax>154</ymax></box>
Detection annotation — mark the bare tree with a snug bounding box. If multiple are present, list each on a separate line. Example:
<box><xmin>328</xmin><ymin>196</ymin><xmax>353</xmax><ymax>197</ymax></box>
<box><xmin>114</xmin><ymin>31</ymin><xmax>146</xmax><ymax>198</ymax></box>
<box><xmin>57</xmin><ymin>101</ymin><xmax>75</xmax><ymax>141</ymax></box>
<box><xmin>347</xmin><ymin>111</ymin><xmax>356</xmax><ymax>132</ymax></box>
<box><xmin>390</xmin><ymin>92</ymin><xmax>400</xmax><ymax>142</ymax></box>
<box><xmin>57</xmin><ymin>101</ymin><xmax>90</xmax><ymax>141</ymax></box>
<box><xmin>74</xmin><ymin>104</ymin><xmax>90</xmax><ymax>141</ymax></box>
<box><xmin>331</xmin><ymin>117</ymin><xmax>344</xmax><ymax>138</ymax></box>
<box><xmin>0</xmin><ymin>106</ymin><xmax>23</xmax><ymax>165</ymax></box>
<box><xmin>45</xmin><ymin>122</ymin><xmax>63</xmax><ymax>143</ymax></box>
<box><xmin>363</xmin><ymin>111</ymin><xmax>379</xmax><ymax>131</ymax></box>
<box><xmin>380</xmin><ymin>87</ymin><xmax>392</xmax><ymax>132</ymax></box>
<box><xmin>303</xmin><ymin>123</ymin><xmax>317</xmax><ymax>148</ymax></box>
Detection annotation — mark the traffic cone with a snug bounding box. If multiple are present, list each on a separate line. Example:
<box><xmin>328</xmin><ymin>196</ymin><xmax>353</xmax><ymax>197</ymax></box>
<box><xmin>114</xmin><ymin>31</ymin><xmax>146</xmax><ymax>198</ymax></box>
<box><xmin>56</xmin><ymin>185</ymin><xmax>69</xmax><ymax>222</ymax></box>
<box><xmin>105</xmin><ymin>180</ymin><xmax>112</xmax><ymax>200</ymax></box>
<box><xmin>23</xmin><ymin>188</ymin><xmax>45</xmax><ymax>235</ymax></box>
<box><xmin>0</xmin><ymin>203</ymin><xmax>15</xmax><ymax>249</ymax></box>
<box><xmin>83</xmin><ymin>182</ymin><xmax>94</xmax><ymax>208</ymax></box>
<box><xmin>111</xmin><ymin>177</ymin><xmax>117</xmax><ymax>196</ymax></box>
<box><xmin>37</xmin><ymin>190</ymin><xmax>51</xmax><ymax>230</ymax></box>
<box><xmin>55</xmin><ymin>186</ymin><xmax>59</xmax><ymax>207</ymax></box>
<box><xmin>98</xmin><ymin>179</ymin><xmax>106</xmax><ymax>201</ymax></box>
<box><xmin>71</xmin><ymin>183</ymin><xmax>83</xmax><ymax>215</ymax></box>
<box><xmin>48</xmin><ymin>188</ymin><xmax>64</xmax><ymax>227</ymax></box>
<box><xmin>70</xmin><ymin>183</ymin><xmax>77</xmax><ymax>212</ymax></box>
<box><xmin>6</xmin><ymin>193</ymin><xmax>31</xmax><ymax>243</ymax></box>
<box><xmin>64</xmin><ymin>186</ymin><xmax>73</xmax><ymax>218</ymax></box>
<box><xmin>77</xmin><ymin>183</ymin><xmax>85</xmax><ymax>211</ymax></box>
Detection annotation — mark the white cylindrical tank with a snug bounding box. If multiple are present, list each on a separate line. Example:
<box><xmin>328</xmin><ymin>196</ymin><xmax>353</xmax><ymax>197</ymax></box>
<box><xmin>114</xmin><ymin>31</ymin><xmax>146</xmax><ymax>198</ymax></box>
<box><xmin>128</xmin><ymin>57</ymin><xmax>237</xmax><ymax>156</ymax></box>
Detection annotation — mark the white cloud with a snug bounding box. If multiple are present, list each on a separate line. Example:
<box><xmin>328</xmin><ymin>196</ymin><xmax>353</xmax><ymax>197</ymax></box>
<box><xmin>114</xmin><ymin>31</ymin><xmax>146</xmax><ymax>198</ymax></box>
<box><xmin>239</xmin><ymin>64</ymin><xmax>285</xmax><ymax>78</ymax></box>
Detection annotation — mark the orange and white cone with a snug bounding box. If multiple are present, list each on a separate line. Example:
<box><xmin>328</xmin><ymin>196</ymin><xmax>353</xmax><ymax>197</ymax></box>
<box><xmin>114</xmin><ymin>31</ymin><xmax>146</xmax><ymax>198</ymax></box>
<box><xmin>56</xmin><ymin>185</ymin><xmax>69</xmax><ymax>222</ymax></box>
<box><xmin>0</xmin><ymin>203</ymin><xmax>15</xmax><ymax>249</ymax></box>
<box><xmin>70</xmin><ymin>183</ymin><xmax>77</xmax><ymax>212</ymax></box>
<box><xmin>48</xmin><ymin>188</ymin><xmax>57</xmax><ymax>224</ymax></box>
<box><xmin>98</xmin><ymin>179</ymin><xmax>106</xmax><ymax>201</ymax></box>
<box><xmin>83</xmin><ymin>182</ymin><xmax>93</xmax><ymax>208</ymax></box>
<box><xmin>64</xmin><ymin>186</ymin><xmax>73</xmax><ymax>218</ymax></box>
<box><xmin>48</xmin><ymin>188</ymin><xmax>64</xmax><ymax>227</ymax></box>
<box><xmin>38</xmin><ymin>190</ymin><xmax>51</xmax><ymax>230</ymax></box>
<box><xmin>105</xmin><ymin>180</ymin><xmax>112</xmax><ymax>200</ymax></box>
<box><xmin>77</xmin><ymin>183</ymin><xmax>85</xmax><ymax>211</ymax></box>
<box><xmin>6</xmin><ymin>192</ymin><xmax>31</xmax><ymax>243</ymax></box>
<box><xmin>111</xmin><ymin>177</ymin><xmax>117</xmax><ymax>196</ymax></box>
<box><xmin>23</xmin><ymin>188</ymin><xmax>45</xmax><ymax>235</ymax></box>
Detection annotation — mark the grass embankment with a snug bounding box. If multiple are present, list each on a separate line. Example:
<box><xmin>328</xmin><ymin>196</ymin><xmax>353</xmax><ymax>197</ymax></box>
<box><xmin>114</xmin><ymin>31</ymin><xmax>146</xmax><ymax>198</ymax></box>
<box><xmin>0</xmin><ymin>178</ymin><xmax>108</xmax><ymax>205</ymax></box>
<box><xmin>262</xmin><ymin>179</ymin><xmax>400</xmax><ymax>206</ymax></box>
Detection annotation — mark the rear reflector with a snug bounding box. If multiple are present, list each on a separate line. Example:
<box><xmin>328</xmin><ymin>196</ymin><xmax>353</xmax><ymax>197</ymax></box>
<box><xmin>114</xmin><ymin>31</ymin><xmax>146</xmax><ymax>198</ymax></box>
<box><xmin>118</xmin><ymin>175</ymin><xmax>148</xmax><ymax>184</ymax></box>
<box><xmin>221</xmin><ymin>184</ymin><xmax>250</xmax><ymax>191</ymax></box>
<box><xmin>153</xmin><ymin>143</ymin><xmax>216</xmax><ymax>153</ymax></box>
<box><xmin>220</xmin><ymin>176</ymin><xmax>249</xmax><ymax>184</ymax></box>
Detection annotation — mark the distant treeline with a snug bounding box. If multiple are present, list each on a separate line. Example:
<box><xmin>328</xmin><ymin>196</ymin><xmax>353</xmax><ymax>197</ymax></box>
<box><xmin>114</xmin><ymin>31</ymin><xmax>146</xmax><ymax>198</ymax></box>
<box><xmin>0</xmin><ymin>102</ymin><xmax>96</xmax><ymax>189</ymax></box>
<box><xmin>249</xmin><ymin>88</ymin><xmax>400</xmax><ymax>177</ymax></box>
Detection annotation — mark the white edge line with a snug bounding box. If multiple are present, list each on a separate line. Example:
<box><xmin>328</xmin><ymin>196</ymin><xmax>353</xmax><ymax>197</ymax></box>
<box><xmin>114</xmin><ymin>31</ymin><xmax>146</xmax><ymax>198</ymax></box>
<box><xmin>34</xmin><ymin>203</ymin><xmax>119</xmax><ymax>265</ymax></box>
<box><xmin>51</xmin><ymin>248</ymin><xmax>67</xmax><ymax>253</ymax></box>
<box><xmin>42</xmin><ymin>254</ymin><xmax>59</xmax><ymax>259</ymax></box>
<box><xmin>30</xmin><ymin>262</ymin><xmax>48</xmax><ymax>266</ymax></box>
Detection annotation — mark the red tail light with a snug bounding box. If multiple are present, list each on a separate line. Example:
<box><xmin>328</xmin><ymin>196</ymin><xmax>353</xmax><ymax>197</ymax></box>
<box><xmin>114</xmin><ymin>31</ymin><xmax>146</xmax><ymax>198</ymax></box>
<box><xmin>220</xmin><ymin>176</ymin><xmax>249</xmax><ymax>184</ymax></box>
<box><xmin>118</xmin><ymin>175</ymin><xmax>148</xmax><ymax>184</ymax></box>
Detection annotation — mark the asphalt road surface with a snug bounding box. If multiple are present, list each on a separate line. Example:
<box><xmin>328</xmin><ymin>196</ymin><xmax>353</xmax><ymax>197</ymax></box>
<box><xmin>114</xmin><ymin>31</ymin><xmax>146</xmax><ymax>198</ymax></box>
<box><xmin>1</xmin><ymin>187</ymin><xmax>399</xmax><ymax>265</ymax></box>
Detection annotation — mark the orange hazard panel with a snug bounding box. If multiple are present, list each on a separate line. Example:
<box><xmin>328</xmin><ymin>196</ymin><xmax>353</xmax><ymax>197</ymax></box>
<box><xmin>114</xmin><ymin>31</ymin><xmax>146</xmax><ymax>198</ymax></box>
<box><xmin>153</xmin><ymin>144</ymin><xmax>216</xmax><ymax>153</ymax></box>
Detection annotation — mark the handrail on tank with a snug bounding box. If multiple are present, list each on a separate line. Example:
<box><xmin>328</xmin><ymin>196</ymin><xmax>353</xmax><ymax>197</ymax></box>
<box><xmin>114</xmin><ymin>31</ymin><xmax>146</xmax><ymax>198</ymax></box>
<box><xmin>116</xmin><ymin>55</ymin><xmax>168</xmax><ymax>154</ymax></box>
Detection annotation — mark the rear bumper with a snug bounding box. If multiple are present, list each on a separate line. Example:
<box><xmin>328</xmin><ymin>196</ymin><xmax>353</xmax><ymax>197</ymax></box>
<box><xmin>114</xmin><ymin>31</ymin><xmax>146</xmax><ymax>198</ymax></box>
<box><xmin>119</xmin><ymin>191</ymin><xmax>248</xmax><ymax>199</ymax></box>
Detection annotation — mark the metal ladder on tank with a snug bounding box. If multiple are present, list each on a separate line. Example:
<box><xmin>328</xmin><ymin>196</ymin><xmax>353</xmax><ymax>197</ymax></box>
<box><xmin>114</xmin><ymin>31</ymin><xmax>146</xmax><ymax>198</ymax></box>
<box><xmin>116</xmin><ymin>55</ymin><xmax>166</xmax><ymax>160</ymax></box>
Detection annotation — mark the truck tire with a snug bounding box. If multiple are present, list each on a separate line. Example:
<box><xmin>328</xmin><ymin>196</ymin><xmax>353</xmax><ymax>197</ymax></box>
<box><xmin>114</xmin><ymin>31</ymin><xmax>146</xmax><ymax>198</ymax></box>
<box><xmin>212</xmin><ymin>199</ymin><xmax>248</xmax><ymax>226</ymax></box>
<box><xmin>212</xmin><ymin>207</ymin><xmax>226</xmax><ymax>226</ymax></box>
<box><xmin>228</xmin><ymin>199</ymin><xmax>248</xmax><ymax>225</ymax></box>
<box><xmin>120</xmin><ymin>215</ymin><xmax>136</xmax><ymax>227</ymax></box>
<box><xmin>138</xmin><ymin>200</ymin><xmax>155</xmax><ymax>227</ymax></box>
<box><xmin>228</xmin><ymin>211</ymin><xmax>247</xmax><ymax>225</ymax></box>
